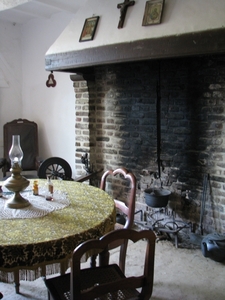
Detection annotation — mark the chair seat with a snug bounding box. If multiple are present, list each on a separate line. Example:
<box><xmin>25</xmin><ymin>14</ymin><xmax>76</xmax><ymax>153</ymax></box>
<box><xmin>45</xmin><ymin>264</ymin><xmax>140</xmax><ymax>300</ymax></box>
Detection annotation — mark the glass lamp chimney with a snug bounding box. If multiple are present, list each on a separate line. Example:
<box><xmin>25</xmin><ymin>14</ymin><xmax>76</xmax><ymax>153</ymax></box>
<box><xmin>9</xmin><ymin>135</ymin><xmax>23</xmax><ymax>167</ymax></box>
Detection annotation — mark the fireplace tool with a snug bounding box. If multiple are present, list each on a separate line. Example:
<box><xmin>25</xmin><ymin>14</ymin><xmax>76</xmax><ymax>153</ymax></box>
<box><xmin>136</xmin><ymin>75</ymin><xmax>190</xmax><ymax>247</ymax></box>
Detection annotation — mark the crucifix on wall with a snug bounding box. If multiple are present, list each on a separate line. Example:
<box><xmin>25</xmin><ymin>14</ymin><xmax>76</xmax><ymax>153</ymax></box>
<box><xmin>117</xmin><ymin>0</ymin><xmax>135</xmax><ymax>29</ymax></box>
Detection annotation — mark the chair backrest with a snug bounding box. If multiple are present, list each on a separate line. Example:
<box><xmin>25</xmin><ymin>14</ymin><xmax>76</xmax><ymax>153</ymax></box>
<box><xmin>100</xmin><ymin>167</ymin><xmax>136</xmax><ymax>229</ymax></box>
<box><xmin>3</xmin><ymin>118</ymin><xmax>39</xmax><ymax>176</ymax></box>
<box><xmin>71</xmin><ymin>228</ymin><xmax>156</xmax><ymax>300</ymax></box>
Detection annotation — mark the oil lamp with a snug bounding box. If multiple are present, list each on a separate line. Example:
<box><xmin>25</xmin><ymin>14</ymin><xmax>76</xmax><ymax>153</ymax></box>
<box><xmin>3</xmin><ymin>135</ymin><xmax>30</xmax><ymax>208</ymax></box>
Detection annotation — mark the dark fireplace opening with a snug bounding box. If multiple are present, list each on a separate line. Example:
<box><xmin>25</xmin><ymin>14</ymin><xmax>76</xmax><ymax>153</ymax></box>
<box><xmin>72</xmin><ymin>54</ymin><xmax>225</xmax><ymax>238</ymax></box>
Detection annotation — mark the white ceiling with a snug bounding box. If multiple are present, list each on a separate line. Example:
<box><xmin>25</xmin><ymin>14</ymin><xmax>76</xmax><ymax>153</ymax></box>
<box><xmin>0</xmin><ymin>0</ymin><xmax>85</xmax><ymax>24</ymax></box>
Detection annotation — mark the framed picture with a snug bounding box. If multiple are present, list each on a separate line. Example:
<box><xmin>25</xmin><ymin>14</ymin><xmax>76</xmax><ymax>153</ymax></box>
<box><xmin>142</xmin><ymin>0</ymin><xmax>164</xmax><ymax>26</ymax></box>
<box><xmin>79</xmin><ymin>16</ymin><xmax>99</xmax><ymax>42</ymax></box>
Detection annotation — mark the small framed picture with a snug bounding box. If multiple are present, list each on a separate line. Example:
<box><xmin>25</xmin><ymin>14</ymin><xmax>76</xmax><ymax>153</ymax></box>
<box><xmin>79</xmin><ymin>16</ymin><xmax>99</xmax><ymax>42</ymax></box>
<box><xmin>142</xmin><ymin>0</ymin><xmax>164</xmax><ymax>26</ymax></box>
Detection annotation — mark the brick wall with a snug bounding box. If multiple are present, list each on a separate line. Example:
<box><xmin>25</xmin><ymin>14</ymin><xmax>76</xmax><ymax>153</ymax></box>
<box><xmin>72</xmin><ymin>55</ymin><xmax>225</xmax><ymax>234</ymax></box>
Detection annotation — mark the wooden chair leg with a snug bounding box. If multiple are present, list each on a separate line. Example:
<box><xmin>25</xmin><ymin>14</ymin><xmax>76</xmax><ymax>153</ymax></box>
<box><xmin>119</xmin><ymin>239</ymin><xmax>128</xmax><ymax>272</ymax></box>
<box><xmin>41</xmin><ymin>265</ymin><xmax>46</xmax><ymax>277</ymax></box>
<box><xmin>60</xmin><ymin>261</ymin><xmax>67</xmax><ymax>275</ymax></box>
<box><xmin>14</xmin><ymin>270</ymin><xmax>20</xmax><ymax>294</ymax></box>
<box><xmin>90</xmin><ymin>254</ymin><xmax>97</xmax><ymax>268</ymax></box>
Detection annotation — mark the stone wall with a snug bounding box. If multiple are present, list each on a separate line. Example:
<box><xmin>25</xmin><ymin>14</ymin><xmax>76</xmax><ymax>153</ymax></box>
<box><xmin>72</xmin><ymin>54</ymin><xmax>225</xmax><ymax>235</ymax></box>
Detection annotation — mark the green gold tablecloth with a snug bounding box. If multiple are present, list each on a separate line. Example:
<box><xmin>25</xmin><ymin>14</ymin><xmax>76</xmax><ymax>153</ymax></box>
<box><xmin>0</xmin><ymin>180</ymin><xmax>116</xmax><ymax>280</ymax></box>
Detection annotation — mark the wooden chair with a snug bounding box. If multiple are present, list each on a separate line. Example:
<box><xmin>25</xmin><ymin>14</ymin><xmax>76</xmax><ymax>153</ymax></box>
<box><xmin>44</xmin><ymin>228</ymin><xmax>156</xmax><ymax>300</ymax></box>
<box><xmin>100</xmin><ymin>167</ymin><xmax>136</xmax><ymax>272</ymax></box>
<box><xmin>100</xmin><ymin>167</ymin><xmax>136</xmax><ymax>230</ymax></box>
<box><xmin>1</xmin><ymin>118</ymin><xmax>41</xmax><ymax>177</ymax></box>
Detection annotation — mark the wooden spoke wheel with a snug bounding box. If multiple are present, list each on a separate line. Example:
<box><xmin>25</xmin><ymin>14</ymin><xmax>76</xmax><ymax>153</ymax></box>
<box><xmin>38</xmin><ymin>157</ymin><xmax>72</xmax><ymax>180</ymax></box>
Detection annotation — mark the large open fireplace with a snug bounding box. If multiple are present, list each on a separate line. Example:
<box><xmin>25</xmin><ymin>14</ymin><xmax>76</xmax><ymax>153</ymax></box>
<box><xmin>45</xmin><ymin>26</ymin><xmax>225</xmax><ymax>238</ymax></box>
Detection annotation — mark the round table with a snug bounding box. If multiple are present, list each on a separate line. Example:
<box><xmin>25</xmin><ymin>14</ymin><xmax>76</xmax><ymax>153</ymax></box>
<box><xmin>0</xmin><ymin>179</ymin><xmax>116</xmax><ymax>293</ymax></box>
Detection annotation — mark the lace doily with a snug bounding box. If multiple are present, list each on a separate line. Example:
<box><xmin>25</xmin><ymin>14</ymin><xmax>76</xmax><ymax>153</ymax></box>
<box><xmin>0</xmin><ymin>188</ymin><xmax>70</xmax><ymax>219</ymax></box>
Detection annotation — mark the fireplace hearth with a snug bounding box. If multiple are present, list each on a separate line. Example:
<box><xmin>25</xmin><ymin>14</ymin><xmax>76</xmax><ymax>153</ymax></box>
<box><xmin>44</xmin><ymin>14</ymin><xmax>225</xmax><ymax>237</ymax></box>
<box><xmin>70</xmin><ymin>54</ymin><xmax>225</xmax><ymax>237</ymax></box>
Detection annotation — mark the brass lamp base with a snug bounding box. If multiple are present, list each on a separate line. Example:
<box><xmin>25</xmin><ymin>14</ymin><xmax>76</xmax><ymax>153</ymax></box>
<box><xmin>3</xmin><ymin>163</ymin><xmax>30</xmax><ymax>209</ymax></box>
<box><xmin>5</xmin><ymin>192</ymin><xmax>30</xmax><ymax>209</ymax></box>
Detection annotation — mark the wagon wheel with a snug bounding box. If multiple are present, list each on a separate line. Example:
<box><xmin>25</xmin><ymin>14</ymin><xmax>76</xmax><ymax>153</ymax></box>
<box><xmin>38</xmin><ymin>157</ymin><xmax>72</xmax><ymax>180</ymax></box>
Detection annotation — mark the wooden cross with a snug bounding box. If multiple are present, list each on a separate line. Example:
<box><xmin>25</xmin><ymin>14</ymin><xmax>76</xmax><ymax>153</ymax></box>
<box><xmin>117</xmin><ymin>0</ymin><xmax>135</xmax><ymax>29</ymax></box>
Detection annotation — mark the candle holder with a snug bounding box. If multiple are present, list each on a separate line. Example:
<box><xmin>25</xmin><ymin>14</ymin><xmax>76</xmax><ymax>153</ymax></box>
<box><xmin>3</xmin><ymin>135</ymin><xmax>30</xmax><ymax>209</ymax></box>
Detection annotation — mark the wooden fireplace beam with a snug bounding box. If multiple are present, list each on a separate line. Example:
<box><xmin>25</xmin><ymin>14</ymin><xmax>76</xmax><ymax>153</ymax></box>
<box><xmin>45</xmin><ymin>28</ymin><xmax>225</xmax><ymax>73</ymax></box>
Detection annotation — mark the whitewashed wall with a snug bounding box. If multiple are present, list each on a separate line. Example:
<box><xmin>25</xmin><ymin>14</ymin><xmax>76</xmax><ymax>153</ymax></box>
<box><xmin>47</xmin><ymin>0</ymin><xmax>225</xmax><ymax>55</ymax></box>
<box><xmin>21</xmin><ymin>12</ymin><xmax>76</xmax><ymax>178</ymax></box>
<box><xmin>0</xmin><ymin>21</ymin><xmax>22</xmax><ymax>162</ymax></box>
<box><xmin>0</xmin><ymin>12</ymin><xmax>76</xmax><ymax>179</ymax></box>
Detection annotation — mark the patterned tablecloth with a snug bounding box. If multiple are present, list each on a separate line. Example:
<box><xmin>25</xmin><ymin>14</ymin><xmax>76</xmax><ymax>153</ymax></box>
<box><xmin>0</xmin><ymin>179</ymin><xmax>116</xmax><ymax>283</ymax></box>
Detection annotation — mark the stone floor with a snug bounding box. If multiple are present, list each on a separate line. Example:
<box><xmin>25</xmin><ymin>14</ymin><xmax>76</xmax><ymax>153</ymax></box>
<box><xmin>0</xmin><ymin>233</ymin><xmax>225</xmax><ymax>300</ymax></box>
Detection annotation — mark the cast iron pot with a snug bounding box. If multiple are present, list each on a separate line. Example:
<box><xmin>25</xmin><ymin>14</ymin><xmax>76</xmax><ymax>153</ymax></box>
<box><xmin>145</xmin><ymin>188</ymin><xmax>171</xmax><ymax>208</ymax></box>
